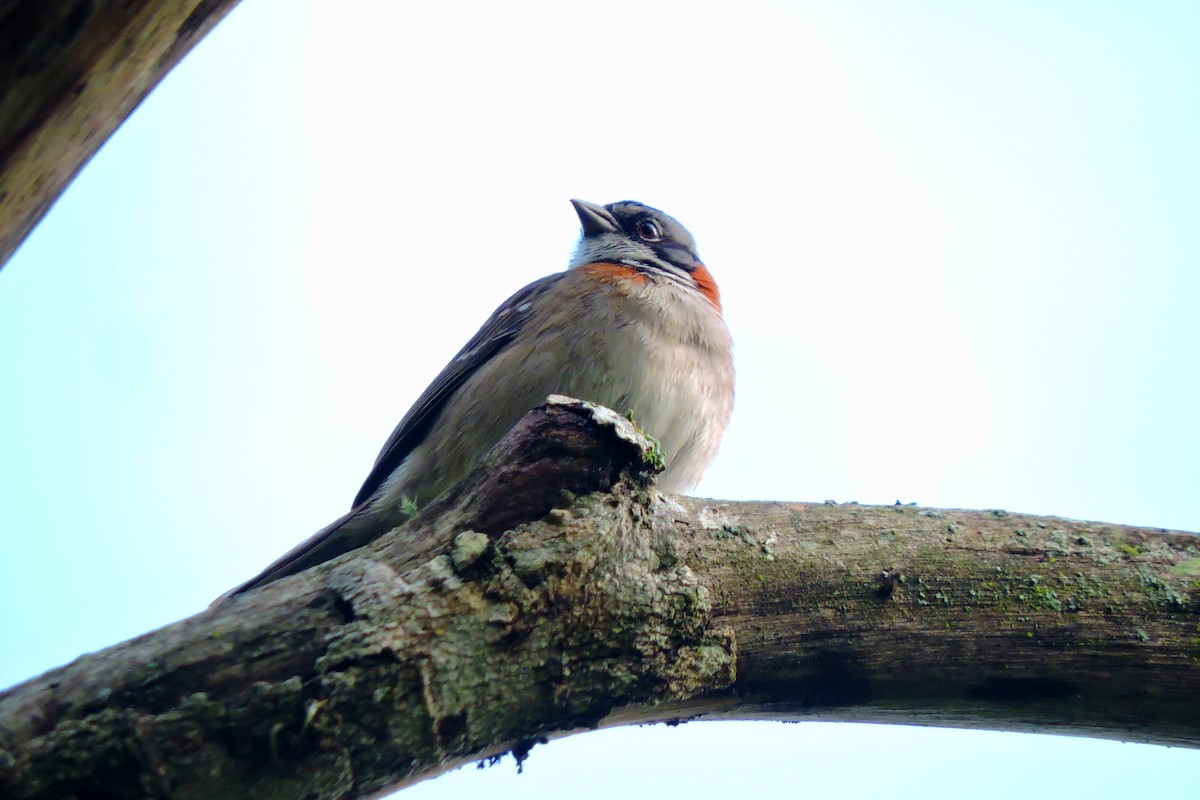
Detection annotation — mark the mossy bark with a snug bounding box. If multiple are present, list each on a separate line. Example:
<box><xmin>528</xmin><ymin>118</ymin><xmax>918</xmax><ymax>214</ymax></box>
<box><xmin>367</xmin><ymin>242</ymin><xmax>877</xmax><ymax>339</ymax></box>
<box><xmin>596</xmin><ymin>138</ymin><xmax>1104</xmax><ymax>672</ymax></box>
<box><xmin>1</xmin><ymin>398</ymin><xmax>1197</xmax><ymax>799</ymax></box>
<box><xmin>0</xmin><ymin>0</ymin><xmax>241</xmax><ymax>270</ymax></box>
<box><xmin>658</xmin><ymin>498</ymin><xmax>1200</xmax><ymax>743</ymax></box>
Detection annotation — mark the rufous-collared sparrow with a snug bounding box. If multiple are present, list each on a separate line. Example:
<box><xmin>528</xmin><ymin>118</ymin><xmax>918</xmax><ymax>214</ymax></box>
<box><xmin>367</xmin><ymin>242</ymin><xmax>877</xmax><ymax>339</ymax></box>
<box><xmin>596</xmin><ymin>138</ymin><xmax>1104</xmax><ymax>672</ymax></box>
<box><xmin>223</xmin><ymin>199</ymin><xmax>733</xmax><ymax>598</ymax></box>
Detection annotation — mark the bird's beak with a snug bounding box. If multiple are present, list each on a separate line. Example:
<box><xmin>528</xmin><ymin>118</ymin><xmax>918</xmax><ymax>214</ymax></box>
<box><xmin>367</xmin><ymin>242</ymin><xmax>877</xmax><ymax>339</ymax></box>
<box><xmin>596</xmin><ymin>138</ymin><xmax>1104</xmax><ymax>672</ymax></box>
<box><xmin>571</xmin><ymin>199</ymin><xmax>619</xmax><ymax>237</ymax></box>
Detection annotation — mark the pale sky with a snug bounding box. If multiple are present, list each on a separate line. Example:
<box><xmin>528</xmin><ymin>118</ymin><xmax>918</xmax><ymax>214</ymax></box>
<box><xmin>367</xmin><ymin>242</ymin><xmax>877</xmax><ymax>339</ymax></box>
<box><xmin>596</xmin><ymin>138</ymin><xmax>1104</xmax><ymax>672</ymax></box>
<box><xmin>2</xmin><ymin>2</ymin><xmax>1198</xmax><ymax>797</ymax></box>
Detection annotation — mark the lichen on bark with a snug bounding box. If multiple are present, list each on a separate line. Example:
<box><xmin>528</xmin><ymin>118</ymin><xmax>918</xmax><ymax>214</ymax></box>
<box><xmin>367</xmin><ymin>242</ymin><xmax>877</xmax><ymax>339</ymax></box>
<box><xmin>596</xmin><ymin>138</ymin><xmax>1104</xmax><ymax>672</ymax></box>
<box><xmin>305</xmin><ymin>482</ymin><xmax>736</xmax><ymax>795</ymax></box>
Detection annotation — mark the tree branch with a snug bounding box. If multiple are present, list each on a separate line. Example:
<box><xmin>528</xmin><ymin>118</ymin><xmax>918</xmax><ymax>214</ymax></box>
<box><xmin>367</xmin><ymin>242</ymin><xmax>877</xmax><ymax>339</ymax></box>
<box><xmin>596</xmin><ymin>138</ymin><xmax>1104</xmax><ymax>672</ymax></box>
<box><xmin>1</xmin><ymin>397</ymin><xmax>1197</xmax><ymax>799</ymax></box>
<box><xmin>0</xmin><ymin>0</ymin><xmax>241</xmax><ymax>270</ymax></box>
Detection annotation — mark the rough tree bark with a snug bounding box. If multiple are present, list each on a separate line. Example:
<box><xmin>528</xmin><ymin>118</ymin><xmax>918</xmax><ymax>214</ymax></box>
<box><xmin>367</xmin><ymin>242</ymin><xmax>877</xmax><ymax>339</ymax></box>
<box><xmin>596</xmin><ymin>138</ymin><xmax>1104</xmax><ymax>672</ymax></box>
<box><xmin>1</xmin><ymin>396</ymin><xmax>1198</xmax><ymax>800</ymax></box>
<box><xmin>0</xmin><ymin>0</ymin><xmax>242</xmax><ymax>270</ymax></box>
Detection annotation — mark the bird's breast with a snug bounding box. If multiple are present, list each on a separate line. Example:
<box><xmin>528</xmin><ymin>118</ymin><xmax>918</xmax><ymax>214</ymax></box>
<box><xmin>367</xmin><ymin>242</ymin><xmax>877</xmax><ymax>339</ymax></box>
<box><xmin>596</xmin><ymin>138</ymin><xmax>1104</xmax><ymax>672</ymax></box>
<box><xmin>543</xmin><ymin>272</ymin><xmax>733</xmax><ymax>491</ymax></box>
<box><xmin>386</xmin><ymin>268</ymin><xmax>733</xmax><ymax>504</ymax></box>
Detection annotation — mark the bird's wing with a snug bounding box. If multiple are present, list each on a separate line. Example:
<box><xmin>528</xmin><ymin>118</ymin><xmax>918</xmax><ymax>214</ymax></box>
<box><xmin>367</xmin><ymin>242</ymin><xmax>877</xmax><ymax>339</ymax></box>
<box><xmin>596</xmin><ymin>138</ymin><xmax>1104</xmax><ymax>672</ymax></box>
<box><xmin>214</xmin><ymin>272</ymin><xmax>566</xmax><ymax>604</ymax></box>
<box><xmin>352</xmin><ymin>271</ymin><xmax>565</xmax><ymax>507</ymax></box>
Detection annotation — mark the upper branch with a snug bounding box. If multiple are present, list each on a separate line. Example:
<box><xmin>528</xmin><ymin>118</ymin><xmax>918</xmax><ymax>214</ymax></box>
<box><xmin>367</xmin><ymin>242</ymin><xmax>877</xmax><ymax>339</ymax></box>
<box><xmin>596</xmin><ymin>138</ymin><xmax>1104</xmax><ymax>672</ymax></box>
<box><xmin>0</xmin><ymin>0</ymin><xmax>241</xmax><ymax>270</ymax></box>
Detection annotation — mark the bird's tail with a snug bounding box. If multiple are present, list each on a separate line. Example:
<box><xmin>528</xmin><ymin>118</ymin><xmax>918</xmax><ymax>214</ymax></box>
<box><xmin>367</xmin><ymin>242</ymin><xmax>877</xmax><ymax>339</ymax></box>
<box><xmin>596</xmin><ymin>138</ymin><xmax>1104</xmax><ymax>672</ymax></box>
<box><xmin>211</xmin><ymin>504</ymin><xmax>379</xmax><ymax>605</ymax></box>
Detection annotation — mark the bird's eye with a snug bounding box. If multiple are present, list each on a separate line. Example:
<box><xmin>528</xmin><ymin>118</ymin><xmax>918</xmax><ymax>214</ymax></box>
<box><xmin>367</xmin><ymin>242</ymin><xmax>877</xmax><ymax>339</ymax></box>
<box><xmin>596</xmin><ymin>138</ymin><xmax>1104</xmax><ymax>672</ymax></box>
<box><xmin>636</xmin><ymin>218</ymin><xmax>663</xmax><ymax>242</ymax></box>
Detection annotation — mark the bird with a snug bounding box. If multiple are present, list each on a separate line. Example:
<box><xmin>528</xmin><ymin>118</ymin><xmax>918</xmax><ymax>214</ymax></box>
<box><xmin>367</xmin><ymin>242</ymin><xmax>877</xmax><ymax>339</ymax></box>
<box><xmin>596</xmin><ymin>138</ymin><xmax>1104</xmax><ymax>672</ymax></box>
<box><xmin>221</xmin><ymin>199</ymin><xmax>733</xmax><ymax>599</ymax></box>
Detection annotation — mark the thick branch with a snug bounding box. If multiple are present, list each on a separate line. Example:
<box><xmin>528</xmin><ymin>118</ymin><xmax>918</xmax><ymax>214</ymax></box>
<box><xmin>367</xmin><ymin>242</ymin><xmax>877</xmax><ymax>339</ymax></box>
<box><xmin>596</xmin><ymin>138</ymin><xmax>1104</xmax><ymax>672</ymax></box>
<box><xmin>0</xmin><ymin>0</ymin><xmax>241</xmax><ymax>270</ymax></box>
<box><xmin>655</xmin><ymin>497</ymin><xmax>1200</xmax><ymax>742</ymax></box>
<box><xmin>1</xmin><ymin>397</ymin><xmax>1197</xmax><ymax>799</ymax></box>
